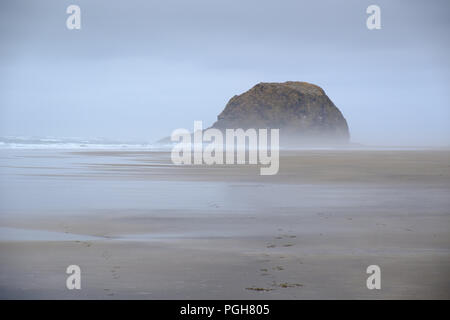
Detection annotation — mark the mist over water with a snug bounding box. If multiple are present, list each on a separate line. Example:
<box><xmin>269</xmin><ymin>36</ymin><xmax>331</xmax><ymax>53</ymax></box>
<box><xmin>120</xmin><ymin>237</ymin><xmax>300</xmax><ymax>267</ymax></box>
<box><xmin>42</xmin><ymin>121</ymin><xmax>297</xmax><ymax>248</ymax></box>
<box><xmin>1</xmin><ymin>0</ymin><xmax>449</xmax><ymax>147</ymax></box>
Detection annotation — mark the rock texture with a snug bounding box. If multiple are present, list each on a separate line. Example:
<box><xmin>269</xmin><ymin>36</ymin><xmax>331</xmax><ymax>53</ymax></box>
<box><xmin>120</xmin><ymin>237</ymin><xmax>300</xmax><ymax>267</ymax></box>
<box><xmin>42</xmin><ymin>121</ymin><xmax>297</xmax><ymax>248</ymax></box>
<box><xmin>211</xmin><ymin>82</ymin><xmax>349</xmax><ymax>144</ymax></box>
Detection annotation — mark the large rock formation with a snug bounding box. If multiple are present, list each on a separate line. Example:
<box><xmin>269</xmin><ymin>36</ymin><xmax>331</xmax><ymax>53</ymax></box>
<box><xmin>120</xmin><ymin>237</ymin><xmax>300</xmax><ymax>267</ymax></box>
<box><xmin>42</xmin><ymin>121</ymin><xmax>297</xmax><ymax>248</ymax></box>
<box><xmin>211</xmin><ymin>81</ymin><xmax>349</xmax><ymax>145</ymax></box>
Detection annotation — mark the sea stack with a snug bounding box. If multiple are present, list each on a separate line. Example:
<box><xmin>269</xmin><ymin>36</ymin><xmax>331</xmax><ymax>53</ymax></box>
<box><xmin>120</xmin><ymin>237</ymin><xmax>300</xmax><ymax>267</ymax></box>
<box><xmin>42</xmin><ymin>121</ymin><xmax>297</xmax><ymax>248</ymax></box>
<box><xmin>211</xmin><ymin>82</ymin><xmax>350</xmax><ymax>145</ymax></box>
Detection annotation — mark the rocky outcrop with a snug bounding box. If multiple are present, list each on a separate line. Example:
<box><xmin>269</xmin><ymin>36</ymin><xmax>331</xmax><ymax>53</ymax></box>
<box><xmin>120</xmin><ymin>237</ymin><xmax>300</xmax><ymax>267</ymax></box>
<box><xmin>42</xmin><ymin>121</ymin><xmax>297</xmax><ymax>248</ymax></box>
<box><xmin>211</xmin><ymin>81</ymin><xmax>349</xmax><ymax>145</ymax></box>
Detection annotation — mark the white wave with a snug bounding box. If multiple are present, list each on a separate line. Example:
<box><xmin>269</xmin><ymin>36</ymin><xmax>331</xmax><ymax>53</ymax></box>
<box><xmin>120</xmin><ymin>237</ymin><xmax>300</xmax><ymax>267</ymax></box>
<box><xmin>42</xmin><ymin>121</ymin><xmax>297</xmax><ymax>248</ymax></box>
<box><xmin>0</xmin><ymin>136</ymin><xmax>173</xmax><ymax>150</ymax></box>
<box><xmin>0</xmin><ymin>137</ymin><xmax>442</xmax><ymax>151</ymax></box>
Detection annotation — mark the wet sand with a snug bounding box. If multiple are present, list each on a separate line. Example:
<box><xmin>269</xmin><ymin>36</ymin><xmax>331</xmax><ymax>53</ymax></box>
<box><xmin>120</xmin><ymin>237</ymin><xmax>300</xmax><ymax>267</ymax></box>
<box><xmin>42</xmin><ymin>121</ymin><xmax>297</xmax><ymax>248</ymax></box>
<box><xmin>0</xmin><ymin>149</ymin><xmax>449</xmax><ymax>299</ymax></box>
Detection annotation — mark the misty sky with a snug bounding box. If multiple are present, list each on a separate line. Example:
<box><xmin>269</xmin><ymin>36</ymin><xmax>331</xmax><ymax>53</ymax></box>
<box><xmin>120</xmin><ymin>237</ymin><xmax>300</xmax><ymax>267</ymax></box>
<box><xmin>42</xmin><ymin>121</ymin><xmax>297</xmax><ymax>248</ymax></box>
<box><xmin>1</xmin><ymin>0</ymin><xmax>449</xmax><ymax>145</ymax></box>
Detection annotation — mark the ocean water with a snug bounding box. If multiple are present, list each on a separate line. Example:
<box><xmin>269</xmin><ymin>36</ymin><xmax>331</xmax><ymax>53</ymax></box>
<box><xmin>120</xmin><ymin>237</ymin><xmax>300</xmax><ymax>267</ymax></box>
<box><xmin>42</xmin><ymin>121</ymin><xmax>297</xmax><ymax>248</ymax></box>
<box><xmin>0</xmin><ymin>136</ymin><xmax>172</xmax><ymax>150</ymax></box>
<box><xmin>0</xmin><ymin>136</ymin><xmax>440</xmax><ymax>151</ymax></box>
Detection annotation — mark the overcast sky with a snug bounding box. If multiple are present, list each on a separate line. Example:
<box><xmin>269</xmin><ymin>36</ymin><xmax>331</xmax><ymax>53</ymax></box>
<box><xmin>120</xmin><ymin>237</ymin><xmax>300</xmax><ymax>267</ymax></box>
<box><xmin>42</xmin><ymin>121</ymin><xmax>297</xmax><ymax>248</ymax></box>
<box><xmin>1</xmin><ymin>0</ymin><xmax>449</xmax><ymax>145</ymax></box>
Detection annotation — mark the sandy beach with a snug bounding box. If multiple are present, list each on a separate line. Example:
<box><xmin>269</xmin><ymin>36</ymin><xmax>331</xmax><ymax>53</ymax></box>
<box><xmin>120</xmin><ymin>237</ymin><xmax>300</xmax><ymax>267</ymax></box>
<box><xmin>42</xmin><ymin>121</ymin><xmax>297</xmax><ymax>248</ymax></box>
<box><xmin>0</xmin><ymin>149</ymin><xmax>449</xmax><ymax>299</ymax></box>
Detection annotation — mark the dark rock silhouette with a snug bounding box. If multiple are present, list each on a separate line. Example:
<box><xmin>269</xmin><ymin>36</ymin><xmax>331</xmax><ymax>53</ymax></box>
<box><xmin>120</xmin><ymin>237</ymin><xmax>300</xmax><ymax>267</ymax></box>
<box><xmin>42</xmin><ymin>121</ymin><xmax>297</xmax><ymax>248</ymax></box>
<box><xmin>211</xmin><ymin>81</ymin><xmax>349</xmax><ymax>145</ymax></box>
